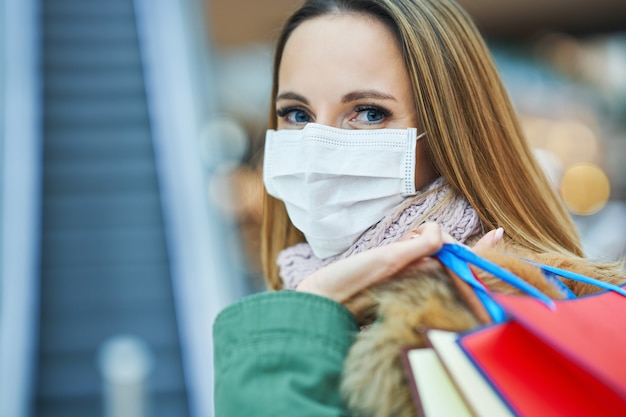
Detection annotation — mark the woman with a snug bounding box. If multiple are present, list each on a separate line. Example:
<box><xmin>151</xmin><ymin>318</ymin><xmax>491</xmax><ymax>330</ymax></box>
<box><xmin>213</xmin><ymin>0</ymin><xmax>623</xmax><ymax>415</ymax></box>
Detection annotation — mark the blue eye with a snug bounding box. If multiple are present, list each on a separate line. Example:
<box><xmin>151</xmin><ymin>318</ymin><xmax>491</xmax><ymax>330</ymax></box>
<box><xmin>292</xmin><ymin>110</ymin><xmax>310</xmax><ymax>123</ymax></box>
<box><xmin>276</xmin><ymin>107</ymin><xmax>312</xmax><ymax>125</ymax></box>
<box><xmin>365</xmin><ymin>109</ymin><xmax>384</xmax><ymax>122</ymax></box>
<box><xmin>354</xmin><ymin>106</ymin><xmax>391</xmax><ymax>124</ymax></box>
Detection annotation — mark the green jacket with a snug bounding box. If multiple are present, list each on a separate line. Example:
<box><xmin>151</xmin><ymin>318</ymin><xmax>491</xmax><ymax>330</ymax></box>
<box><xmin>213</xmin><ymin>291</ymin><xmax>359</xmax><ymax>416</ymax></box>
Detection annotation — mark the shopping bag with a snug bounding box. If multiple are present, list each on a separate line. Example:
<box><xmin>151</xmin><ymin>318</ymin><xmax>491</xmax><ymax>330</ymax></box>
<box><xmin>433</xmin><ymin>243</ymin><xmax>626</xmax><ymax>417</ymax></box>
<box><xmin>404</xmin><ymin>329</ymin><xmax>516</xmax><ymax>417</ymax></box>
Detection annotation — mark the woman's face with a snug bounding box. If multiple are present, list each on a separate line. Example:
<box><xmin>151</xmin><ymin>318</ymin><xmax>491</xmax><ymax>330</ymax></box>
<box><xmin>276</xmin><ymin>13</ymin><xmax>436</xmax><ymax>189</ymax></box>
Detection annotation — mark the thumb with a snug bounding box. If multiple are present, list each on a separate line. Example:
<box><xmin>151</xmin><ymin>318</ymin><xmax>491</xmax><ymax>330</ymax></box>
<box><xmin>472</xmin><ymin>227</ymin><xmax>504</xmax><ymax>252</ymax></box>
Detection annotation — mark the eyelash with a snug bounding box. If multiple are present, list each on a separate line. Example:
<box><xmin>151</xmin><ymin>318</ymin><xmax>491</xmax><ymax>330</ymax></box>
<box><xmin>276</xmin><ymin>106</ymin><xmax>308</xmax><ymax>119</ymax></box>
<box><xmin>353</xmin><ymin>105</ymin><xmax>392</xmax><ymax>122</ymax></box>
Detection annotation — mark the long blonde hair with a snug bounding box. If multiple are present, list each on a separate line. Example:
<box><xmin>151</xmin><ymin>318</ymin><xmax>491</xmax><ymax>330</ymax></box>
<box><xmin>261</xmin><ymin>0</ymin><xmax>619</xmax><ymax>289</ymax></box>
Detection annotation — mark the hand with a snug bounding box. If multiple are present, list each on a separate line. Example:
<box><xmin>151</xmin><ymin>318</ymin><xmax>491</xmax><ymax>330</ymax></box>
<box><xmin>296</xmin><ymin>222</ymin><xmax>445</xmax><ymax>316</ymax></box>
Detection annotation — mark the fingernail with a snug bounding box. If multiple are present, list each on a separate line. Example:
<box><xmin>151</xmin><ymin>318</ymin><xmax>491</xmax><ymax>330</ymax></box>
<box><xmin>493</xmin><ymin>228</ymin><xmax>504</xmax><ymax>243</ymax></box>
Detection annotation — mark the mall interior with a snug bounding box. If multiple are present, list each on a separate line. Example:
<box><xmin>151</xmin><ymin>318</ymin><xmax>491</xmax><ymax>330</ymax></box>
<box><xmin>1</xmin><ymin>0</ymin><xmax>625</xmax><ymax>416</ymax></box>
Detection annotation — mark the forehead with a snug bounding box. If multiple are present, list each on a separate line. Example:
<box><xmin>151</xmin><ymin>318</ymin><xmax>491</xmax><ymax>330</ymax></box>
<box><xmin>278</xmin><ymin>13</ymin><xmax>409</xmax><ymax>97</ymax></box>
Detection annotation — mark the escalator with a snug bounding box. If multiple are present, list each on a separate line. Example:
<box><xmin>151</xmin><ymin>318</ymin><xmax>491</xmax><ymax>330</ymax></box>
<box><xmin>35</xmin><ymin>0</ymin><xmax>190</xmax><ymax>415</ymax></box>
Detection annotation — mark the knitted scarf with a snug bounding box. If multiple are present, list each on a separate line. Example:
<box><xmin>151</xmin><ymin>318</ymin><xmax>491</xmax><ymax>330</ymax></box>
<box><xmin>277</xmin><ymin>177</ymin><xmax>484</xmax><ymax>289</ymax></box>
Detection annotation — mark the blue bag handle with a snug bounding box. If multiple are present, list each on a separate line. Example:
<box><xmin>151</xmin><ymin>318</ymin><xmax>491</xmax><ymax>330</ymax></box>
<box><xmin>434</xmin><ymin>243</ymin><xmax>626</xmax><ymax>323</ymax></box>
<box><xmin>525</xmin><ymin>259</ymin><xmax>626</xmax><ymax>298</ymax></box>
<box><xmin>434</xmin><ymin>244</ymin><xmax>555</xmax><ymax>323</ymax></box>
<box><xmin>542</xmin><ymin>270</ymin><xmax>577</xmax><ymax>299</ymax></box>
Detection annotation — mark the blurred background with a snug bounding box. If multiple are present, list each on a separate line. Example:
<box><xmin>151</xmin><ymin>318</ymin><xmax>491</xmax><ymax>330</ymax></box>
<box><xmin>1</xmin><ymin>0</ymin><xmax>625</xmax><ymax>416</ymax></box>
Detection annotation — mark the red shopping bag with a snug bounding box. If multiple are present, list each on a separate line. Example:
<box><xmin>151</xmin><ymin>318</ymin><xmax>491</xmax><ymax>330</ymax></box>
<box><xmin>459</xmin><ymin>289</ymin><xmax>626</xmax><ymax>417</ymax></box>
<box><xmin>433</xmin><ymin>244</ymin><xmax>626</xmax><ymax>417</ymax></box>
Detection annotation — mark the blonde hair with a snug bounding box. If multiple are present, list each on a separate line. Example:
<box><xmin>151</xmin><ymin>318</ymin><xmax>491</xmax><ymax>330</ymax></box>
<box><xmin>261</xmin><ymin>0</ymin><xmax>622</xmax><ymax>289</ymax></box>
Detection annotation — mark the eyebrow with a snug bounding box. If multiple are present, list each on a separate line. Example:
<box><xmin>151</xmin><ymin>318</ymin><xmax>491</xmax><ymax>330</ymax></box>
<box><xmin>342</xmin><ymin>90</ymin><xmax>397</xmax><ymax>103</ymax></box>
<box><xmin>275</xmin><ymin>91</ymin><xmax>309</xmax><ymax>104</ymax></box>
<box><xmin>275</xmin><ymin>89</ymin><xmax>397</xmax><ymax>104</ymax></box>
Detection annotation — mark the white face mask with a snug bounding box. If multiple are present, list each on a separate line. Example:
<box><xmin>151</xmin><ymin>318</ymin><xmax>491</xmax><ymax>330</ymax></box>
<box><xmin>263</xmin><ymin>123</ymin><xmax>425</xmax><ymax>259</ymax></box>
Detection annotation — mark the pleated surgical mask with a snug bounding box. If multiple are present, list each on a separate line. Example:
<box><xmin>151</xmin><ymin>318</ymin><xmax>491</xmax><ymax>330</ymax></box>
<box><xmin>263</xmin><ymin>123</ymin><xmax>426</xmax><ymax>259</ymax></box>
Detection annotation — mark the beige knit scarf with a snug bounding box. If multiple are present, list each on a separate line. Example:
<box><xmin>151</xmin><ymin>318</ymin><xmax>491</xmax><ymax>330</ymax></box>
<box><xmin>277</xmin><ymin>177</ymin><xmax>484</xmax><ymax>289</ymax></box>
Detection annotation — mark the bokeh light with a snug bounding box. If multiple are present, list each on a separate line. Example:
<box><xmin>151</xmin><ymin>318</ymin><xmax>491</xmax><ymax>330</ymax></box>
<box><xmin>560</xmin><ymin>163</ymin><xmax>611</xmax><ymax>215</ymax></box>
